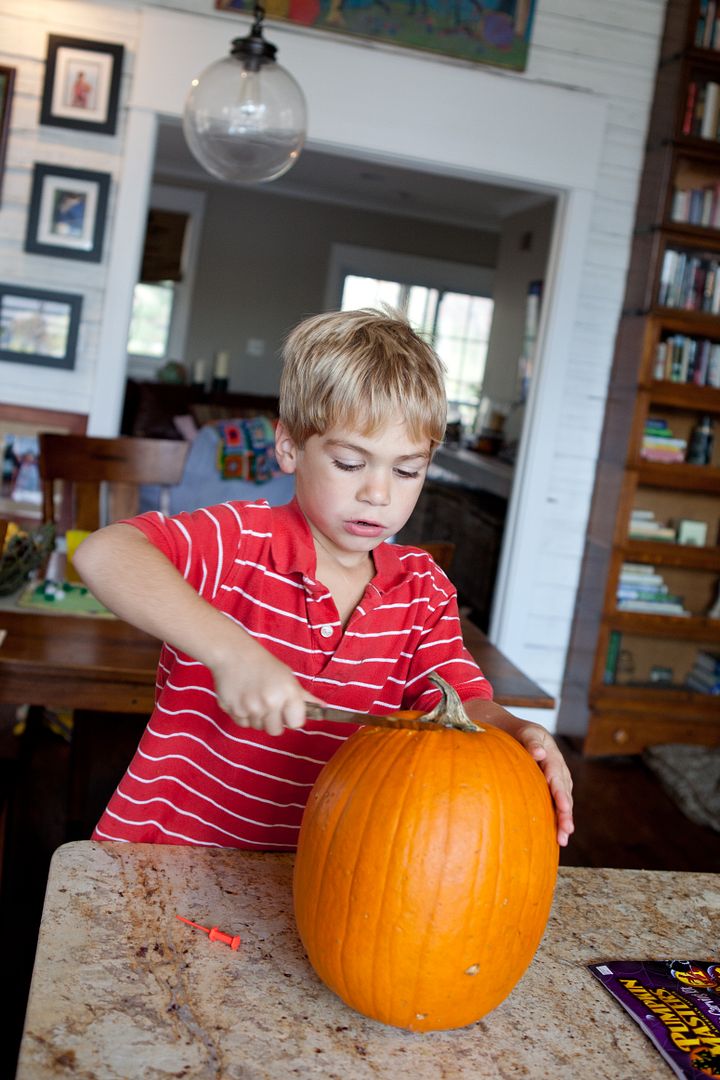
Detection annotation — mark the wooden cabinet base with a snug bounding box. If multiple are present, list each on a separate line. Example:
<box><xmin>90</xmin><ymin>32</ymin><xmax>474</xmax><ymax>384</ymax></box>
<box><xmin>584</xmin><ymin>710</ymin><xmax>720</xmax><ymax>756</ymax></box>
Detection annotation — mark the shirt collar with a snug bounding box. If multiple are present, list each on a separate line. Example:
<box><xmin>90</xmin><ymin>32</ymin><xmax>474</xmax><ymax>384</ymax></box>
<box><xmin>270</xmin><ymin>498</ymin><xmax>407</xmax><ymax>594</ymax></box>
<box><xmin>269</xmin><ymin>499</ymin><xmax>316</xmax><ymax>578</ymax></box>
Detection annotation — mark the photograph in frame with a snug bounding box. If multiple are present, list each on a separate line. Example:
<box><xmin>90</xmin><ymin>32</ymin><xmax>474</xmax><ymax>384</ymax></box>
<box><xmin>25</xmin><ymin>163</ymin><xmax>110</xmax><ymax>262</ymax></box>
<box><xmin>0</xmin><ymin>66</ymin><xmax>16</xmax><ymax>206</ymax></box>
<box><xmin>0</xmin><ymin>284</ymin><xmax>82</xmax><ymax>370</ymax></box>
<box><xmin>40</xmin><ymin>35</ymin><xmax>124</xmax><ymax>135</ymax></box>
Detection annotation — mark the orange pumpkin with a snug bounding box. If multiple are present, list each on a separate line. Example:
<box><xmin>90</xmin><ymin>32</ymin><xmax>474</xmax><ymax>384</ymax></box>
<box><xmin>293</xmin><ymin>724</ymin><xmax>558</xmax><ymax>1032</ymax></box>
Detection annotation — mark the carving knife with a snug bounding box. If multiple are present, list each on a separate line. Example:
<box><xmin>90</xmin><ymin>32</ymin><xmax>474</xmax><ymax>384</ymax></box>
<box><xmin>304</xmin><ymin>672</ymin><xmax>481</xmax><ymax>733</ymax></box>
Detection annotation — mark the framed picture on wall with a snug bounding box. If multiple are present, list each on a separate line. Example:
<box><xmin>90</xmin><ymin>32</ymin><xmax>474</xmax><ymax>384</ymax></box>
<box><xmin>39</xmin><ymin>35</ymin><xmax>124</xmax><ymax>135</ymax></box>
<box><xmin>0</xmin><ymin>284</ymin><xmax>82</xmax><ymax>370</ymax></box>
<box><xmin>0</xmin><ymin>66</ymin><xmax>16</xmax><ymax>206</ymax></box>
<box><xmin>215</xmin><ymin>0</ymin><xmax>538</xmax><ymax>72</ymax></box>
<box><xmin>25</xmin><ymin>163</ymin><xmax>110</xmax><ymax>262</ymax></box>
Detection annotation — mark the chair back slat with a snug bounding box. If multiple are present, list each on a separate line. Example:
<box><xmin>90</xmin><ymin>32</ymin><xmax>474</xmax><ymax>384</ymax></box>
<box><xmin>38</xmin><ymin>433</ymin><xmax>190</xmax><ymax>532</ymax></box>
<box><xmin>75</xmin><ymin>480</ymin><xmax>102</xmax><ymax>533</ymax></box>
<box><xmin>39</xmin><ymin>434</ymin><xmax>188</xmax><ymax>485</ymax></box>
<box><xmin>417</xmin><ymin>541</ymin><xmax>456</xmax><ymax>574</ymax></box>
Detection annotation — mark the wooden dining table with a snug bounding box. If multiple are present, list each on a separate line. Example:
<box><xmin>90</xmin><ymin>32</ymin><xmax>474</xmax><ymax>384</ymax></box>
<box><xmin>0</xmin><ymin>607</ymin><xmax>554</xmax><ymax>714</ymax></box>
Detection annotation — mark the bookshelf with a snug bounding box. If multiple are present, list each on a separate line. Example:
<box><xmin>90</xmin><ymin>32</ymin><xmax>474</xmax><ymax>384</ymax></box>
<box><xmin>582</xmin><ymin>0</ymin><xmax>720</xmax><ymax>755</ymax></box>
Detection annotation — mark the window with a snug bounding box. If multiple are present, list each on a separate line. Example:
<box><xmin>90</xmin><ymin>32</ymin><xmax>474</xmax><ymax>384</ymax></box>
<box><xmin>339</xmin><ymin>275</ymin><xmax>494</xmax><ymax>431</ymax></box>
<box><xmin>126</xmin><ymin>184</ymin><xmax>206</xmax><ymax>377</ymax></box>
<box><xmin>127</xmin><ymin>281</ymin><xmax>176</xmax><ymax>358</ymax></box>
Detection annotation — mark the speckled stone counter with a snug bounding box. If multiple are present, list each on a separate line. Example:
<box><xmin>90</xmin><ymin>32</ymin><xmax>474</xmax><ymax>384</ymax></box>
<box><xmin>16</xmin><ymin>843</ymin><xmax>720</xmax><ymax>1078</ymax></box>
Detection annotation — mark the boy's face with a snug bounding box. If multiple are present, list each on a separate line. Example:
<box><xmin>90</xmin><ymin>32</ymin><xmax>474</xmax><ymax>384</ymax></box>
<box><xmin>275</xmin><ymin>419</ymin><xmax>432</xmax><ymax>564</ymax></box>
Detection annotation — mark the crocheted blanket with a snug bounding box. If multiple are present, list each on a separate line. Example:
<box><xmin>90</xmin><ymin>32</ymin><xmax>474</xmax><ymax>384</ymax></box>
<box><xmin>213</xmin><ymin>417</ymin><xmax>279</xmax><ymax>483</ymax></box>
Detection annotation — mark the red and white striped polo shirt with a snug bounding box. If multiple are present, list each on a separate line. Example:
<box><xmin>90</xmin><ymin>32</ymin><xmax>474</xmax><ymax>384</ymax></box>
<box><xmin>93</xmin><ymin>498</ymin><xmax>491</xmax><ymax>849</ymax></box>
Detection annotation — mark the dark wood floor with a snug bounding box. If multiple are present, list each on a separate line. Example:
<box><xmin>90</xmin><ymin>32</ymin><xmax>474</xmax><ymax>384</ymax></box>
<box><xmin>1</xmin><ymin>712</ymin><xmax>719</xmax><ymax>1076</ymax></box>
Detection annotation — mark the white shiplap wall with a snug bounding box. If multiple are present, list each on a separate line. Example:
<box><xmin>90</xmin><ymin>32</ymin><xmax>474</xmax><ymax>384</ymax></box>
<box><xmin>494</xmin><ymin>0</ymin><xmax>667</xmax><ymax>713</ymax></box>
<box><xmin>0</xmin><ymin>0</ymin><xmax>139</xmax><ymax>413</ymax></box>
<box><xmin>0</xmin><ymin>0</ymin><xmax>667</xmax><ymax>729</ymax></box>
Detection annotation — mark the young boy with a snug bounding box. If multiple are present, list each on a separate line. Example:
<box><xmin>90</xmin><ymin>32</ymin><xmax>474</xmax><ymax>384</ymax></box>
<box><xmin>75</xmin><ymin>309</ymin><xmax>574</xmax><ymax>850</ymax></box>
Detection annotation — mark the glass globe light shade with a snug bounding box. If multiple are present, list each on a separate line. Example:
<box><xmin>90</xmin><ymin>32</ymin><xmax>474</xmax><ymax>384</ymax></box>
<box><xmin>183</xmin><ymin>45</ymin><xmax>307</xmax><ymax>185</ymax></box>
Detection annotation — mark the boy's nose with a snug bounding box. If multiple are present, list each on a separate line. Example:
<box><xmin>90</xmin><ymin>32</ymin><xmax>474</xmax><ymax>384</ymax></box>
<box><xmin>359</xmin><ymin>472</ymin><xmax>391</xmax><ymax>505</ymax></box>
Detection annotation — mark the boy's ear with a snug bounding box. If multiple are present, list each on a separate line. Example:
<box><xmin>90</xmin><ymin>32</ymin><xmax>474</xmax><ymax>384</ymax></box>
<box><xmin>275</xmin><ymin>421</ymin><xmax>299</xmax><ymax>474</ymax></box>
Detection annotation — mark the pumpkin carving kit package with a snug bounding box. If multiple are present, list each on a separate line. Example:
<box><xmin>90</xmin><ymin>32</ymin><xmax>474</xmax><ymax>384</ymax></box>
<box><xmin>590</xmin><ymin>961</ymin><xmax>720</xmax><ymax>1078</ymax></box>
<box><xmin>293</xmin><ymin>720</ymin><xmax>559</xmax><ymax>1033</ymax></box>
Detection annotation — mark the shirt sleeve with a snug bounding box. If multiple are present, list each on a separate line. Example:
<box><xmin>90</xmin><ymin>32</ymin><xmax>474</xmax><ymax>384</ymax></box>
<box><xmin>121</xmin><ymin>501</ymin><xmax>246</xmax><ymax>602</ymax></box>
<box><xmin>402</xmin><ymin>566</ymin><xmax>493</xmax><ymax>712</ymax></box>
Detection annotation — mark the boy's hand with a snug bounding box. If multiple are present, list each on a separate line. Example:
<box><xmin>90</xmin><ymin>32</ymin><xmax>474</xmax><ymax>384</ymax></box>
<box><xmin>465</xmin><ymin>699</ymin><xmax>574</xmax><ymax>847</ymax></box>
<box><xmin>513</xmin><ymin>721</ymin><xmax>574</xmax><ymax>848</ymax></box>
<box><xmin>211</xmin><ymin>643</ymin><xmax>325</xmax><ymax>737</ymax></box>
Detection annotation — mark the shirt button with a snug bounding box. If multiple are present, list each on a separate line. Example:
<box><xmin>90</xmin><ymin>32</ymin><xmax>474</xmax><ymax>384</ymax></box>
<box><xmin>320</xmin><ymin>625</ymin><xmax>334</xmax><ymax>638</ymax></box>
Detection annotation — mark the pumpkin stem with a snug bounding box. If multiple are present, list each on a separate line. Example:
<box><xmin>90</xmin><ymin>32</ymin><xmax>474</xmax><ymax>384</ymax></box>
<box><xmin>422</xmin><ymin>673</ymin><xmax>483</xmax><ymax>732</ymax></box>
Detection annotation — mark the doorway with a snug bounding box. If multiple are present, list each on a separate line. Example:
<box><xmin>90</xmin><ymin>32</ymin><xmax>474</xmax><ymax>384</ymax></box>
<box><xmin>124</xmin><ymin>121</ymin><xmax>556</xmax><ymax>630</ymax></box>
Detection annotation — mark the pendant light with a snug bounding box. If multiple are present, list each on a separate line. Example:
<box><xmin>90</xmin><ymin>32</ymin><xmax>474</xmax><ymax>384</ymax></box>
<box><xmin>183</xmin><ymin>4</ymin><xmax>307</xmax><ymax>185</ymax></box>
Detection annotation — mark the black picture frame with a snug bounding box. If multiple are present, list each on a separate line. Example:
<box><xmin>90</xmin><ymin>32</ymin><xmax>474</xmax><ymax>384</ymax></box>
<box><xmin>0</xmin><ymin>66</ymin><xmax>16</xmax><ymax>206</ymax></box>
<box><xmin>0</xmin><ymin>284</ymin><xmax>82</xmax><ymax>370</ymax></box>
<box><xmin>40</xmin><ymin>35</ymin><xmax>124</xmax><ymax>136</ymax></box>
<box><xmin>25</xmin><ymin>163</ymin><xmax>110</xmax><ymax>262</ymax></box>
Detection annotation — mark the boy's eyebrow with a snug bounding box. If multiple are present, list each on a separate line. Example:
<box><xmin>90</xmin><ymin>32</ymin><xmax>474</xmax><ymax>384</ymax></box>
<box><xmin>326</xmin><ymin>439</ymin><xmax>431</xmax><ymax>461</ymax></box>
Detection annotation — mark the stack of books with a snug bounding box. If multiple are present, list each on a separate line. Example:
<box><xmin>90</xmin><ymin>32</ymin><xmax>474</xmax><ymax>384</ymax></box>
<box><xmin>616</xmin><ymin>563</ymin><xmax>689</xmax><ymax>616</ymax></box>
<box><xmin>654</xmin><ymin>333</ymin><xmax>720</xmax><ymax>387</ymax></box>
<box><xmin>695</xmin><ymin>0</ymin><xmax>720</xmax><ymax>50</ymax></box>
<box><xmin>671</xmin><ymin>181</ymin><xmax>720</xmax><ymax>229</ymax></box>
<box><xmin>657</xmin><ymin>248</ymin><xmax>720</xmax><ymax>313</ymax></box>
<box><xmin>683</xmin><ymin>79</ymin><xmax>720</xmax><ymax>140</ymax></box>
<box><xmin>628</xmin><ymin>509</ymin><xmax>676</xmax><ymax>543</ymax></box>
<box><xmin>640</xmin><ymin>419</ymin><xmax>687</xmax><ymax>463</ymax></box>
<box><xmin>686</xmin><ymin>649</ymin><xmax>720</xmax><ymax>694</ymax></box>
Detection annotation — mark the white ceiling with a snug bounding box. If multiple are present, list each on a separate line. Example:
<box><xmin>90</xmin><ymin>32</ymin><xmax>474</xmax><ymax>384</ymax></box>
<box><xmin>154</xmin><ymin>120</ymin><xmax>553</xmax><ymax>233</ymax></box>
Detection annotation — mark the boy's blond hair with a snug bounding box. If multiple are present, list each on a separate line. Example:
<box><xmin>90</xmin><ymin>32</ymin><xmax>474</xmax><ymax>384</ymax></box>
<box><xmin>279</xmin><ymin>308</ymin><xmax>447</xmax><ymax>447</ymax></box>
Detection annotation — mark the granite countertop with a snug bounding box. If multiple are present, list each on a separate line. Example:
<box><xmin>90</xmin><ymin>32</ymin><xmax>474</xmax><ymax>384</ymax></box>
<box><xmin>16</xmin><ymin>843</ymin><xmax>720</xmax><ymax>1079</ymax></box>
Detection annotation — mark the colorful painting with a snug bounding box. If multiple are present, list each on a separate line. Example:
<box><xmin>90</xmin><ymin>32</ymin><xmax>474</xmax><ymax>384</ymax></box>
<box><xmin>215</xmin><ymin>0</ymin><xmax>537</xmax><ymax>70</ymax></box>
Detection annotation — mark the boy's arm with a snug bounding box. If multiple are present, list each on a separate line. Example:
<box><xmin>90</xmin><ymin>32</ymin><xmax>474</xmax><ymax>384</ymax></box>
<box><xmin>74</xmin><ymin>523</ymin><xmax>319</xmax><ymax>735</ymax></box>
<box><xmin>464</xmin><ymin>697</ymin><xmax>574</xmax><ymax>849</ymax></box>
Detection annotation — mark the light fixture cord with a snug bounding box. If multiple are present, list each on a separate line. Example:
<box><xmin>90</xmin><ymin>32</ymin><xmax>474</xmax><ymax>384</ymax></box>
<box><xmin>251</xmin><ymin>4</ymin><xmax>266</xmax><ymax>36</ymax></box>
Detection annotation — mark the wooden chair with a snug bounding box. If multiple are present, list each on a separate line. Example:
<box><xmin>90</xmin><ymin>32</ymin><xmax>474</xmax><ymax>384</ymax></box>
<box><xmin>417</xmin><ymin>541</ymin><xmax>455</xmax><ymax>575</ymax></box>
<box><xmin>35</xmin><ymin>433</ymin><xmax>190</xmax><ymax>839</ymax></box>
<box><xmin>39</xmin><ymin>433</ymin><xmax>190</xmax><ymax>534</ymax></box>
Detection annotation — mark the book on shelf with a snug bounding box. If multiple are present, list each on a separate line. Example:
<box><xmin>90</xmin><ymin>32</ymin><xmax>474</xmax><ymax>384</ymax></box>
<box><xmin>685</xmin><ymin>672</ymin><xmax>720</xmax><ymax>694</ymax></box>
<box><xmin>616</xmin><ymin>562</ymin><xmax>688</xmax><ymax>615</ymax></box>
<box><xmin>682</xmin><ymin>78</ymin><xmax>720</xmax><ymax>138</ymax></box>
<box><xmin>616</xmin><ymin>599</ymin><xmax>689</xmax><ymax>615</ymax></box>
<box><xmin>619</xmin><ymin>579</ymin><xmax>667</xmax><ymax>592</ymax></box>
<box><xmin>673</xmin><ymin>182</ymin><xmax>720</xmax><ymax>228</ymax></box>
<box><xmin>702</xmin><ymin>81</ymin><xmax>720</xmax><ymax>139</ymax></box>
<box><xmin>639</xmin><ymin>418</ymin><xmax>687</xmax><ymax>463</ymax></box>
<box><xmin>627</xmin><ymin>509</ymin><xmax>677</xmax><ymax>541</ymax></box>
<box><xmin>627</xmin><ymin>523</ymin><xmax>677</xmax><ymax>541</ymax></box>
<box><xmin>658</xmin><ymin>249</ymin><xmax>720</xmax><ymax>313</ymax></box>
<box><xmin>655</xmin><ymin>334</ymin><xmax>720</xmax><ymax>387</ymax></box>
<box><xmin>694</xmin><ymin>648</ymin><xmax>720</xmax><ymax>674</ymax></box>
<box><xmin>603</xmin><ymin>630</ymin><xmax>621</xmax><ymax>685</ymax></box>
<box><xmin>619</xmin><ymin>564</ymin><xmax>666</xmax><ymax>588</ymax></box>
<box><xmin>617</xmin><ymin>584</ymin><xmax>670</xmax><ymax>600</ymax></box>
<box><xmin>695</xmin><ymin>0</ymin><xmax>720</xmax><ymax>48</ymax></box>
<box><xmin>682</xmin><ymin>80</ymin><xmax>698</xmax><ymax>134</ymax></box>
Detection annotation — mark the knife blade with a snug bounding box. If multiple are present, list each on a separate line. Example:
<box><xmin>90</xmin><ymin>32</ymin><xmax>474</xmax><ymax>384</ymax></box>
<box><xmin>303</xmin><ymin>702</ymin><xmax>437</xmax><ymax>731</ymax></box>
